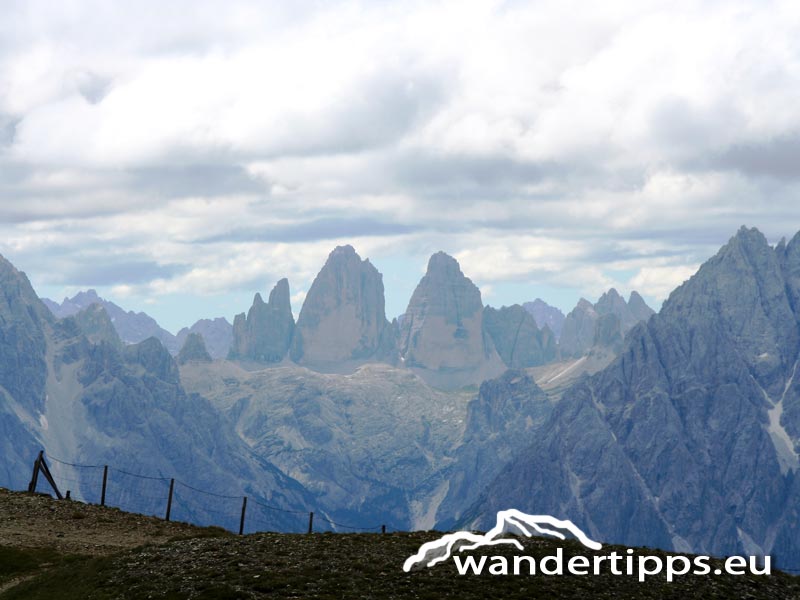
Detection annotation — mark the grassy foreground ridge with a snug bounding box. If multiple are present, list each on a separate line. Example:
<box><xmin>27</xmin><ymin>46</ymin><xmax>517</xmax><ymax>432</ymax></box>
<box><xmin>0</xmin><ymin>488</ymin><xmax>798</xmax><ymax>599</ymax></box>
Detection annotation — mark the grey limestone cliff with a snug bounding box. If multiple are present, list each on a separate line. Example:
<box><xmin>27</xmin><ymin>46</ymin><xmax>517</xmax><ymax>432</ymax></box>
<box><xmin>400</xmin><ymin>252</ymin><xmax>504</xmax><ymax>388</ymax></box>
<box><xmin>177</xmin><ymin>332</ymin><xmax>212</xmax><ymax>364</ymax></box>
<box><xmin>523</xmin><ymin>298</ymin><xmax>566</xmax><ymax>340</ymax></box>
<box><xmin>482</xmin><ymin>304</ymin><xmax>557</xmax><ymax>368</ymax></box>
<box><xmin>467</xmin><ymin>226</ymin><xmax>800</xmax><ymax>570</ymax></box>
<box><xmin>436</xmin><ymin>370</ymin><xmax>552</xmax><ymax>528</ymax></box>
<box><xmin>290</xmin><ymin>246</ymin><xmax>396</xmax><ymax>368</ymax></box>
<box><xmin>229</xmin><ymin>279</ymin><xmax>295</xmax><ymax>363</ymax></box>
<box><xmin>73</xmin><ymin>304</ymin><xmax>123</xmax><ymax>350</ymax></box>
<box><xmin>559</xmin><ymin>289</ymin><xmax>654</xmax><ymax>358</ymax></box>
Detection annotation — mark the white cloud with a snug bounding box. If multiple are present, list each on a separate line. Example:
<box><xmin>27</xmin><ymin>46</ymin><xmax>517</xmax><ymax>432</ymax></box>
<box><xmin>630</xmin><ymin>264</ymin><xmax>700</xmax><ymax>301</ymax></box>
<box><xmin>1</xmin><ymin>0</ymin><xmax>799</xmax><ymax>329</ymax></box>
<box><xmin>290</xmin><ymin>290</ymin><xmax>307</xmax><ymax>317</ymax></box>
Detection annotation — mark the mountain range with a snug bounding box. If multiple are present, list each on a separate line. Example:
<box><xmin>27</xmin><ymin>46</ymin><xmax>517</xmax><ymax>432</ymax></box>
<box><xmin>7</xmin><ymin>245</ymin><xmax>645</xmax><ymax>533</ymax></box>
<box><xmin>8</xmin><ymin>227</ymin><xmax>799</xmax><ymax>569</ymax></box>
<box><xmin>43</xmin><ymin>290</ymin><xmax>233</xmax><ymax>360</ymax></box>
<box><xmin>465</xmin><ymin>226</ymin><xmax>800</xmax><ymax>570</ymax></box>
<box><xmin>42</xmin><ymin>248</ymin><xmax>650</xmax><ymax>388</ymax></box>
<box><xmin>1</xmin><ymin>260</ymin><xmax>315</xmax><ymax>531</ymax></box>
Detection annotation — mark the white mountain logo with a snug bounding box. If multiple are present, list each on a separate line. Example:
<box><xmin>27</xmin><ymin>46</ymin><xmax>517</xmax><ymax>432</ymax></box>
<box><xmin>403</xmin><ymin>509</ymin><xmax>602</xmax><ymax>572</ymax></box>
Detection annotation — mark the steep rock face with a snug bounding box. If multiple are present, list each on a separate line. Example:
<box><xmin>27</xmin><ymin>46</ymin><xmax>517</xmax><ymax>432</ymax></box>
<box><xmin>43</xmin><ymin>289</ymin><xmax>102</xmax><ymax>319</ymax></box>
<box><xmin>400</xmin><ymin>252</ymin><xmax>504</xmax><ymax>388</ymax></box>
<box><xmin>180</xmin><ymin>361</ymin><xmax>474</xmax><ymax>531</ymax></box>
<box><xmin>469</xmin><ymin>227</ymin><xmax>800</xmax><ymax>570</ymax></box>
<box><xmin>290</xmin><ymin>247</ymin><xmax>396</xmax><ymax>368</ymax></box>
<box><xmin>122</xmin><ymin>337</ymin><xmax>181</xmax><ymax>385</ymax></box>
<box><xmin>595</xmin><ymin>288</ymin><xmax>655</xmax><ymax>332</ymax></box>
<box><xmin>0</xmin><ymin>255</ymin><xmax>52</xmax><ymax>416</ymax></box>
<box><xmin>558</xmin><ymin>299</ymin><xmax>598</xmax><ymax>358</ymax></box>
<box><xmin>628</xmin><ymin>290</ymin><xmax>656</xmax><ymax>324</ymax></box>
<box><xmin>559</xmin><ymin>290</ymin><xmax>654</xmax><ymax>358</ymax></box>
<box><xmin>175</xmin><ymin>318</ymin><xmax>232</xmax><ymax>360</ymax></box>
<box><xmin>0</xmin><ymin>255</ymin><xmax>52</xmax><ymax>487</ymax></box>
<box><xmin>523</xmin><ymin>299</ymin><xmax>565</xmax><ymax>340</ymax></box>
<box><xmin>229</xmin><ymin>279</ymin><xmax>295</xmax><ymax>363</ymax></box>
<box><xmin>483</xmin><ymin>305</ymin><xmax>557</xmax><ymax>368</ymax></box>
<box><xmin>67</xmin><ymin>335</ymin><xmax>315</xmax><ymax>530</ymax></box>
<box><xmin>1</xmin><ymin>269</ymin><xmax>318</xmax><ymax>531</ymax></box>
<box><xmin>436</xmin><ymin>370</ymin><xmax>552</xmax><ymax>528</ymax></box>
<box><xmin>177</xmin><ymin>332</ymin><xmax>212</xmax><ymax>364</ymax></box>
<box><xmin>73</xmin><ymin>304</ymin><xmax>123</xmax><ymax>349</ymax></box>
<box><xmin>592</xmin><ymin>312</ymin><xmax>623</xmax><ymax>352</ymax></box>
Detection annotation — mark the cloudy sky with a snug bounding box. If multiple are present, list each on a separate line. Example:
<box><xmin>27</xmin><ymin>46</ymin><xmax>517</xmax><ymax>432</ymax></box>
<box><xmin>1</xmin><ymin>0</ymin><xmax>800</xmax><ymax>332</ymax></box>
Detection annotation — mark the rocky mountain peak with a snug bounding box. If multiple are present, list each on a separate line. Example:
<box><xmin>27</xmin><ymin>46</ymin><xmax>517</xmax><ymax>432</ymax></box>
<box><xmin>595</xmin><ymin>288</ymin><xmax>625</xmax><ymax>314</ymax></box>
<box><xmin>426</xmin><ymin>251</ymin><xmax>464</xmax><ymax>279</ymax></box>
<box><xmin>627</xmin><ymin>291</ymin><xmax>655</xmax><ymax>322</ymax></box>
<box><xmin>290</xmin><ymin>247</ymin><xmax>396</xmax><ymax>367</ymax></box>
<box><xmin>268</xmin><ymin>278</ymin><xmax>291</xmax><ymax>310</ymax></box>
<box><xmin>473</xmin><ymin>225</ymin><xmax>800</xmax><ymax>570</ymax></box>
<box><xmin>399</xmin><ymin>252</ymin><xmax>503</xmax><ymax>388</ymax></box>
<box><xmin>558</xmin><ymin>298</ymin><xmax>600</xmax><ymax>358</ymax></box>
<box><xmin>123</xmin><ymin>337</ymin><xmax>180</xmax><ymax>384</ymax></box>
<box><xmin>43</xmin><ymin>289</ymin><xmax>178</xmax><ymax>352</ymax></box>
<box><xmin>0</xmin><ymin>254</ymin><xmax>50</xmax><ymax>414</ymax></box>
<box><xmin>177</xmin><ymin>332</ymin><xmax>212</xmax><ymax>364</ymax></box>
<box><xmin>0</xmin><ymin>254</ymin><xmax>52</xmax><ymax>323</ymax></box>
<box><xmin>559</xmin><ymin>289</ymin><xmax>654</xmax><ymax>359</ymax></box>
<box><xmin>522</xmin><ymin>299</ymin><xmax>566</xmax><ymax>340</ymax></box>
<box><xmin>661</xmin><ymin>225</ymin><xmax>796</xmax><ymax>396</ymax></box>
<box><xmin>229</xmin><ymin>279</ymin><xmax>295</xmax><ymax>363</ymax></box>
<box><xmin>73</xmin><ymin>304</ymin><xmax>123</xmax><ymax>349</ymax></box>
<box><xmin>175</xmin><ymin>317</ymin><xmax>232</xmax><ymax>360</ymax></box>
<box><xmin>710</xmin><ymin>226</ymin><xmax>774</xmax><ymax>281</ymax></box>
<box><xmin>330</xmin><ymin>244</ymin><xmax>357</xmax><ymax>257</ymax></box>
<box><xmin>405</xmin><ymin>251</ymin><xmax>483</xmax><ymax>329</ymax></box>
<box><xmin>777</xmin><ymin>230</ymin><xmax>800</xmax><ymax>314</ymax></box>
<box><xmin>732</xmin><ymin>224</ymin><xmax>769</xmax><ymax>247</ymax></box>
<box><xmin>72</xmin><ymin>288</ymin><xmax>100</xmax><ymax>303</ymax></box>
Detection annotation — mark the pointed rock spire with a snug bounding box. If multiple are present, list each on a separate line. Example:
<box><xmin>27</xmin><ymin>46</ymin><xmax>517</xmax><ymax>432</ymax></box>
<box><xmin>290</xmin><ymin>246</ymin><xmax>396</xmax><ymax>366</ymax></box>
<box><xmin>178</xmin><ymin>332</ymin><xmax>212</xmax><ymax>364</ymax></box>
<box><xmin>73</xmin><ymin>304</ymin><xmax>123</xmax><ymax>349</ymax></box>
<box><xmin>229</xmin><ymin>278</ymin><xmax>295</xmax><ymax>363</ymax></box>
<box><xmin>399</xmin><ymin>252</ymin><xmax>504</xmax><ymax>387</ymax></box>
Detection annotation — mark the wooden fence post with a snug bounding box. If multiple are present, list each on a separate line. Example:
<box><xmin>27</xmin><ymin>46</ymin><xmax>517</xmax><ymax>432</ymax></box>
<box><xmin>27</xmin><ymin>451</ymin><xmax>43</xmax><ymax>493</ymax></box>
<box><xmin>37</xmin><ymin>454</ymin><xmax>63</xmax><ymax>499</ymax></box>
<box><xmin>382</xmin><ymin>524</ymin><xmax>386</xmax><ymax>534</ymax></box>
<box><xmin>239</xmin><ymin>497</ymin><xmax>248</xmax><ymax>535</ymax></box>
<box><xmin>101</xmin><ymin>465</ymin><xmax>108</xmax><ymax>506</ymax></box>
<box><xmin>165</xmin><ymin>478</ymin><xmax>175</xmax><ymax>521</ymax></box>
<box><xmin>307</xmin><ymin>511</ymin><xmax>314</xmax><ymax>534</ymax></box>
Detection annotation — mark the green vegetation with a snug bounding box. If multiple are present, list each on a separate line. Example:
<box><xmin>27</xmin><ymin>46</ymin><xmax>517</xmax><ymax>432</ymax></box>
<box><xmin>3</xmin><ymin>533</ymin><xmax>800</xmax><ymax>600</ymax></box>
<box><xmin>0</xmin><ymin>546</ymin><xmax>72</xmax><ymax>587</ymax></box>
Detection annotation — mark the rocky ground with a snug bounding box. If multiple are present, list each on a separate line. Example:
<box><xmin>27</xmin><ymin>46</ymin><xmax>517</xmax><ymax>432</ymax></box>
<box><xmin>0</xmin><ymin>487</ymin><xmax>226</xmax><ymax>595</ymax></box>
<box><xmin>1</xmin><ymin>488</ymin><xmax>799</xmax><ymax>599</ymax></box>
<box><xmin>0</xmin><ymin>488</ymin><xmax>215</xmax><ymax>557</ymax></box>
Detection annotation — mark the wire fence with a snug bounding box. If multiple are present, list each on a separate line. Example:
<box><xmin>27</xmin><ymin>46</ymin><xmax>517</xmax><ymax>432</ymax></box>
<box><xmin>27</xmin><ymin>450</ymin><xmax>397</xmax><ymax>536</ymax></box>
<box><xmin>28</xmin><ymin>450</ymin><xmax>800</xmax><ymax>575</ymax></box>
